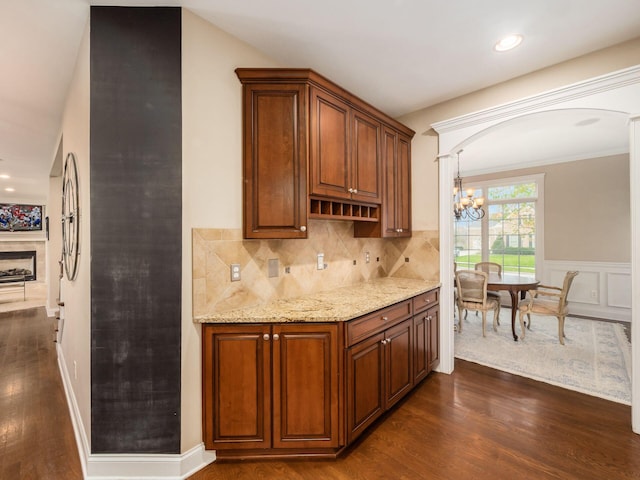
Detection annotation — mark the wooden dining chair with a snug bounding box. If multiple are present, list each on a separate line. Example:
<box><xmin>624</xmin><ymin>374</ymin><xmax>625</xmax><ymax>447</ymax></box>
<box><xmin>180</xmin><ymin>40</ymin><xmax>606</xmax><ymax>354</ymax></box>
<box><xmin>455</xmin><ymin>270</ymin><xmax>500</xmax><ymax>337</ymax></box>
<box><xmin>517</xmin><ymin>271</ymin><xmax>579</xmax><ymax>345</ymax></box>
<box><xmin>474</xmin><ymin>262</ymin><xmax>502</xmax><ymax>324</ymax></box>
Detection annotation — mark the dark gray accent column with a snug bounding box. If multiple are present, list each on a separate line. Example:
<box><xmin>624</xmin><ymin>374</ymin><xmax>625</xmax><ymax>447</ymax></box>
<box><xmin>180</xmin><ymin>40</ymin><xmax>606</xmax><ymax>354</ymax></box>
<box><xmin>90</xmin><ymin>6</ymin><xmax>182</xmax><ymax>454</ymax></box>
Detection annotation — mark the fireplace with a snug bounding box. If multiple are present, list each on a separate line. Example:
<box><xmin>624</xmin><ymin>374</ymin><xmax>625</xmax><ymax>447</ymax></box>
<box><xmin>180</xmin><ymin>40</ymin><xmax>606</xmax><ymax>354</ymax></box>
<box><xmin>0</xmin><ymin>250</ymin><xmax>36</xmax><ymax>281</ymax></box>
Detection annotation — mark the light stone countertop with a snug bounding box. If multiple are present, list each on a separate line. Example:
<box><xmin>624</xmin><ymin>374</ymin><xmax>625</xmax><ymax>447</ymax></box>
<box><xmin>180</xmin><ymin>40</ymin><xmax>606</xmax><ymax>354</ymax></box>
<box><xmin>194</xmin><ymin>277</ymin><xmax>440</xmax><ymax>324</ymax></box>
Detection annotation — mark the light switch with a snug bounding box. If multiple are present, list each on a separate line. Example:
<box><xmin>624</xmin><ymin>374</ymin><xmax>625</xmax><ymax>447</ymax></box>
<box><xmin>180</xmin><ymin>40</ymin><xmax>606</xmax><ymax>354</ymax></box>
<box><xmin>268</xmin><ymin>258</ymin><xmax>279</xmax><ymax>278</ymax></box>
<box><xmin>317</xmin><ymin>253</ymin><xmax>324</xmax><ymax>270</ymax></box>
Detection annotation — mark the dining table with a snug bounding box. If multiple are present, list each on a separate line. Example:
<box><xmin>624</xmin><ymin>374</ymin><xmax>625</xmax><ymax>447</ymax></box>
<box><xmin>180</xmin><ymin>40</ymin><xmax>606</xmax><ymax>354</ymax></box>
<box><xmin>486</xmin><ymin>273</ymin><xmax>540</xmax><ymax>341</ymax></box>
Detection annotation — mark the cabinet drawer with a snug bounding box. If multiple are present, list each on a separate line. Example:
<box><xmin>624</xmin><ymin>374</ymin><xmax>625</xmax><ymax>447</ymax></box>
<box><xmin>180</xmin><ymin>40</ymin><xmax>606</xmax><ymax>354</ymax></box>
<box><xmin>412</xmin><ymin>288</ymin><xmax>439</xmax><ymax>314</ymax></box>
<box><xmin>347</xmin><ymin>300</ymin><xmax>412</xmax><ymax>347</ymax></box>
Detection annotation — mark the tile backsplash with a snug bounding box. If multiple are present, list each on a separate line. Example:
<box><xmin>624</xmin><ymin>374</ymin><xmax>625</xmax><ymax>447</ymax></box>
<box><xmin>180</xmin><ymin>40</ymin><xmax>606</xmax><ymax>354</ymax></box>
<box><xmin>192</xmin><ymin>220</ymin><xmax>438</xmax><ymax>317</ymax></box>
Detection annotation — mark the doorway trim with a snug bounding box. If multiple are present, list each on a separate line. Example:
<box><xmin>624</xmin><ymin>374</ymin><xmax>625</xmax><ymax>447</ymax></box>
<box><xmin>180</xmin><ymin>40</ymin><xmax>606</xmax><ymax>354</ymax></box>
<box><xmin>432</xmin><ymin>64</ymin><xmax>640</xmax><ymax>433</ymax></box>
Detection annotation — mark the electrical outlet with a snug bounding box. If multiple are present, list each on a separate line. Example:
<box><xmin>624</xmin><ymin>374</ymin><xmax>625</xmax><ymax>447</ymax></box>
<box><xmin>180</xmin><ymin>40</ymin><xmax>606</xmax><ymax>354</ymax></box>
<box><xmin>590</xmin><ymin>290</ymin><xmax>598</xmax><ymax>299</ymax></box>
<box><xmin>230</xmin><ymin>263</ymin><xmax>241</xmax><ymax>281</ymax></box>
<box><xmin>365</xmin><ymin>251</ymin><xmax>370</xmax><ymax>264</ymax></box>
<box><xmin>317</xmin><ymin>253</ymin><xmax>324</xmax><ymax>270</ymax></box>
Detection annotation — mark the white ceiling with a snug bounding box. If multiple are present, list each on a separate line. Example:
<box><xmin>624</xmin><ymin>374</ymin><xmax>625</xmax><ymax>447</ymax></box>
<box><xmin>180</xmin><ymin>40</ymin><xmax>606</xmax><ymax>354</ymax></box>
<box><xmin>2</xmin><ymin>0</ymin><xmax>640</xmax><ymax>203</ymax></box>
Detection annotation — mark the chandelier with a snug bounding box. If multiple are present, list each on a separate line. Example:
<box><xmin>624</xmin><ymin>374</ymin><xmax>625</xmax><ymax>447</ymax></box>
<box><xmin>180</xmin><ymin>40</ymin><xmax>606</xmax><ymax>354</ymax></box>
<box><xmin>453</xmin><ymin>150</ymin><xmax>485</xmax><ymax>221</ymax></box>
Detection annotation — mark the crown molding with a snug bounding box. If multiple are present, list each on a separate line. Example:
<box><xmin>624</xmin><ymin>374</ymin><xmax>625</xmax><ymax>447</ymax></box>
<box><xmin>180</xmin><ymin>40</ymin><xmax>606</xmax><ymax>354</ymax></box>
<box><xmin>431</xmin><ymin>65</ymin><xmax>640</xmax><ymax>134</ymax></box>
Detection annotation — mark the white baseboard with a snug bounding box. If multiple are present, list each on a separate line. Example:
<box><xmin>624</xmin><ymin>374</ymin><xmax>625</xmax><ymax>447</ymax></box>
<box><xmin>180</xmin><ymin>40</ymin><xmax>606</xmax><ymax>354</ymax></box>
<box><xmin>84</xmin><ymin>444</ymin><xmax>216</xmax><ymax>480</ymax></box>
<box><xmin>56</xmin><ymin>346</ymin><xmax>216</xmax><ymax>479</ymax></box>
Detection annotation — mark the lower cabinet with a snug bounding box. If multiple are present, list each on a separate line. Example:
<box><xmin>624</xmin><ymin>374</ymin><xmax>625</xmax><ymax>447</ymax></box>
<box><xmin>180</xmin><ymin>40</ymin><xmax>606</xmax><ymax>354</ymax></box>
<box><xmin>202</xmin><ymin>323</ymin><xmax>340</xmax><ymax>454</ymax></box>
<box><xmin>346</xmin><ymin>317</ymin><xmax>413</xmax><ymax>443</ymax></box>
<box><xmin>201</xmin><ymin>287</ymin><xmax>439</xmax><ymax>459</ymax></box>
<box><xmin>413</xmin><ymin>304</ymin><xmax>440</xmax><ymax>383</ymax></box>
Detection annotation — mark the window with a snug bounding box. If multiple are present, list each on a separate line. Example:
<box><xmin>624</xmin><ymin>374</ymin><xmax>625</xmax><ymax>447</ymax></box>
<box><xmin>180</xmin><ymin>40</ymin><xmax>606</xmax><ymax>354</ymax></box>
<box><xmin>454</xmin><ymin>175</ymin><xmax>543</xmax><ymax>279</ymax></box>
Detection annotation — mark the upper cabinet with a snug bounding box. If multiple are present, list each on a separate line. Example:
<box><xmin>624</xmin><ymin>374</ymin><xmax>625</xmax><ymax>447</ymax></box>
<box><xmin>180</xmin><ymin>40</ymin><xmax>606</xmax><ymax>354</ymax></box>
<box><xmin>310</xmin><ymin>88</ymin><xmax>382</xmax><ymax>203</ymax></box>
<box><xmin>236</xmin><ymin>68</ymin><xmax>414</xmax><ymax>239</ymax></box>
<box><xmin>355</xmin><ymin>127</ymin><xmax>411</xmax><ymax>238</ymax></box>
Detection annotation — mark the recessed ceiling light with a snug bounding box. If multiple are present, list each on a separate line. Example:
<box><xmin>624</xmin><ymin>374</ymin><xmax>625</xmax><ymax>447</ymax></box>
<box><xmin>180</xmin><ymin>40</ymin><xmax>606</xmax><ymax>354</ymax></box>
<box><xmin>494</xmin><ymin>34</ymin><xmax>523</xmax><ymax>52</ymax></box>
<box><xmin>5</xmin><ymin>187</ymin><xmax>15</xmax><ymax>192</ymax></box>
<box><xmin>0</xmin><ymin>174</ymin><xmax>9</xmax><ymax>179</ymax></box>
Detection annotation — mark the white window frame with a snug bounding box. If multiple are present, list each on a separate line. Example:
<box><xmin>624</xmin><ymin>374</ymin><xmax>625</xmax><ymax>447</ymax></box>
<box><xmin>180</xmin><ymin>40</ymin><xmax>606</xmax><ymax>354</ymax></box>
<box><xmin>456</xmin><ymin>173</ymin><xmax>545</xmax><ymax>279</ymax></box>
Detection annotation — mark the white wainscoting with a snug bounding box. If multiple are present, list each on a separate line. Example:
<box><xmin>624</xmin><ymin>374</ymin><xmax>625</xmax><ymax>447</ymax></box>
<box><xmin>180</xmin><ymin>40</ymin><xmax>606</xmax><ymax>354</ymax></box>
<box><xmin>543</xmin><ymin>260</ymin><xmax>631</xmax><ymax>322</ymax></box>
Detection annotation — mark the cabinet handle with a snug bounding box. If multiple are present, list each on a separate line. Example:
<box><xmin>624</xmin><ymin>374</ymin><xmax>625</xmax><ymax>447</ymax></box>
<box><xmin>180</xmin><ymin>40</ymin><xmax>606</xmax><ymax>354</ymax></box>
<box><xmin>300</xmin><ymin>225</ymin><xmax>307</xmax><ymax>232</ymax></box>
<box><xmin>381</xmin><ymin>316</ymin><xmax>388</xmax><ymax>321</ymax></box>
<box><xmin>273</xmin><ymin>334</ymin><xmax>279</xmax><ymax>341</ymax></box>
<box><xmin>263</xmin><ymin>334</ymin><xmax>270</xmax><ymax>341</ymax></box>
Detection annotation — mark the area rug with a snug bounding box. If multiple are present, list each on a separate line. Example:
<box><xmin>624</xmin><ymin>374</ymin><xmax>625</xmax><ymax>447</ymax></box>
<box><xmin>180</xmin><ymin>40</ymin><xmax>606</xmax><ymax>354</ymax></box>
<box><xmin>454</xmin><ymin>310</ymin><xmax>632</xmax><ymax>405</ymax></box>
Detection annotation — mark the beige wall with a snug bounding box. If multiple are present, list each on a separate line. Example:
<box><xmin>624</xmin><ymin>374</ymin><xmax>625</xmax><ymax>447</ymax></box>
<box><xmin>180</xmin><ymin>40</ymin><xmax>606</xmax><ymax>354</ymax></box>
<box><xmin>399</xmin><ymin>37</ymin><xmax>640</xmax><ymax>232</ymax></box>
<box><xmin>58</xmin><ymin>18</ymin><xmax>91</xmax><ymax>450</ymax></box>
<box><xmin>467</xmin><ymin>154</ymin><xmax>630</xmax><ymax>262</ymax></box>
<box><xmin>181</xmin><ymin>9</ymin><xmax>281</xmax><ymax>452</ymax></box>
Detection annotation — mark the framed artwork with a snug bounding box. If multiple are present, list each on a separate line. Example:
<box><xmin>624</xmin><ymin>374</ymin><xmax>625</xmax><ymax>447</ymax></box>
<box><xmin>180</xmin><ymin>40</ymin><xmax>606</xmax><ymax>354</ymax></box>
<box><xmin>0</xmin><ymin>204</ymin><xmax>43</xmax><ymax>232</ymax></box>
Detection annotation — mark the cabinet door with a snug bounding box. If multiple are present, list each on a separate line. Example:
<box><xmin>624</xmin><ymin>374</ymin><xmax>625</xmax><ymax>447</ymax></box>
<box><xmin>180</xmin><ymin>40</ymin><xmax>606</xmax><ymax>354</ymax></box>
<box><xmin>346</xmin><ymin>332</ymin><xmax>384</xmax><ymax>443</ymax></box>
<box><xmin>351</xmin><ymin>109</ymin><xmax>381</xmax><ymax>203</ymax></box>
<box><xmin>413</xmin><ymin>310</ymin><xmax>430</xmax><ymax>384</ymax></box>
<box><xmin>355</xmin><ymin>127</ymin><xmax>411</xmax><ymax>238</ymax></box>
<box><xmin>272</xmin><ymin>324</ymin><xmax>340</xmax><ymax>449</ymax></box>
<box><xmin>427</xmin><ymin>304</ymin><xmax>440</xmax><ymax>371</ymax></box>
<box><xmin>396</xmin><ymin>132</ymin><xmax>412</xmax><ymax>235</ymax></box>
<box><xmin>202</xmin><ymin>324</ymin><xmax>271</xmax><ymax>450</ymax></box>
<box><xmin>243</xmin><ymin>83</ymin><xmax>308</xmax><ymax>239</ymax></box>
<box><xmin>384</xmin><ymin>318</ymin><xmax>413</xmax><ymax>408</ymax></box>
<box><xmin>383</xmin><ymin>128</ymin><xmax>411</xmax><ymax>237</ymax></box>
<box><xmin>310</xmin><ymin>87</ymin><xmax>351</xmax><ymax>200</ymax></box>
<box><xmin>381</xmin><ymin>128</ymin><xmax>399</xmax><ymax>236</ymax></box>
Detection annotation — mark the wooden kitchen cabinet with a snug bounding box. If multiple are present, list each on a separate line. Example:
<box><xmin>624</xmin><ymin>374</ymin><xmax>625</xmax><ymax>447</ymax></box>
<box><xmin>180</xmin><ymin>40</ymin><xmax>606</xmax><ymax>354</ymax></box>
<box><xmin>236</xmin><ymin>68</ymin><xmax>413</xmax><ymax>239</ymax></box>
<box><xmin>309</xmin><ymin>87</ymin><xmax>382</xmax><ymax>203</ymax></box>
<box><xmin>413</xmin><ymin>288</ymin><xmax>440</xmax><ymax>383</ymax></box>
<box><xmin>202</xmin><ymin>324</ymin><xmax>271</xmax><ymax>450</ymax></box>
<box><xmin>239</xmin><ymin>82</ymin><xmax>308</xmax><ymax>239</ymax></box>
<box><xmin>202</xmin><ymin>323</ymin><xmax>340</xmax><ymax>454</ymax></box>
<box><xmin>345</xmin><ymin>301</ymin><xmax>414</xmax><ymax>443</ymax></box>
<box><xmin>201</xmin><ymin>286</ymin><xmax>439</xmax><ymax>460</ymax></box>
<box><xmin>345</xmin><ymin>331</ymin><xmax>384</xmax><ymax>443</ymax></box>
<box><xmin>354</xmin><ymin>127</ymin><xmax>412</xmax><ymax>238</ymax></box>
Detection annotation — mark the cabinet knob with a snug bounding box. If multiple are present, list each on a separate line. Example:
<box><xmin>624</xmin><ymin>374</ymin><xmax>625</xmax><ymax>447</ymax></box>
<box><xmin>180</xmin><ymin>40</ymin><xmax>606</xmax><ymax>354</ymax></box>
<box><xmin>427</xmin><ymin>316</ymin><xmax>432</xmax><ymax>321</ymax></box>
<box><xmin>263</xmin><ymin>334</ymin><xmax>270</xmax><ymax>341</ymax></box>
<box><xmin>382</xmin><ymin>316</ymin><xmax>388</xmax><ymax>321</ymax></box>
<box><xmin>273</xmin><ymin>334</ymin><xmax>279</xmax><ymax>341</ymax></box>
<box><xmin>348</xmin><ymin>188</ymin><xmax>354</xmax><ymax>193</ymax></box>
<box><xmin>353</xmin><ymin>188</ymin><xmax>358</xmax><ymax>194</ymax></box>
<box><xmin>300</xmin><ymin>225</ymin><xmax>307</xmax><ymax>232</ymax></box>
<box><xmin>381</xmin><ymin>339</ymin><xmax>387</xmax><ymax>345</ymax></box>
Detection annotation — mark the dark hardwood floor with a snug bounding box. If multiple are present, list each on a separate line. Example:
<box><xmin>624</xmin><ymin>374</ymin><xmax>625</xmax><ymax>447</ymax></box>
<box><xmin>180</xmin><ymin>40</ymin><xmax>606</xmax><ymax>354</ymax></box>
<box><xmin>0</xmin><ymin>307</ymin><xmax>82</xmax><ymax>480</ymax></box>
<box><xmin>191</xmin><ymin>360</ymin><xmax>640</xmax><ymax>480</ymax></box>
<box><xmin>3</xmin><ymin>306</ymin><xmax>639</xmax><ymax>480</ymax></box>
